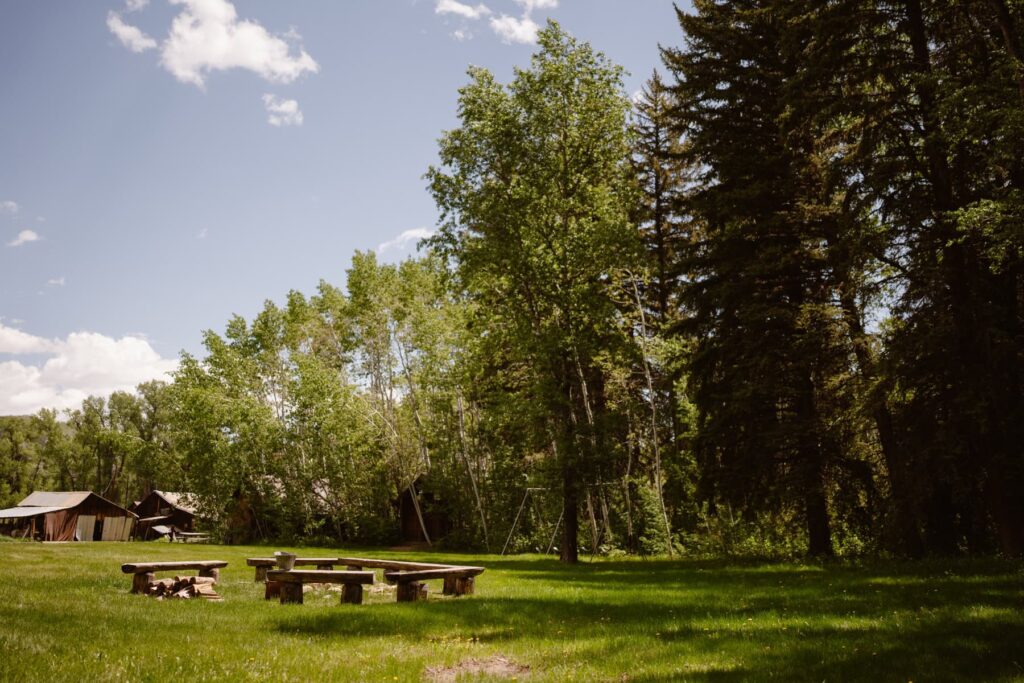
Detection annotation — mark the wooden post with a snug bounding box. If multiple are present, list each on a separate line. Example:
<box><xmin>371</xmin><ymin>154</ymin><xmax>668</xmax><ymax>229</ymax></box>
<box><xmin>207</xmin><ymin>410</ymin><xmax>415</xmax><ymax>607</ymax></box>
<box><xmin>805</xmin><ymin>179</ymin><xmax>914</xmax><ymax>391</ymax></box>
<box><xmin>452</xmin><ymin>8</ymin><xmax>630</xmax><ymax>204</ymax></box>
<box><xmin>396</xmin><ymin>581</ymin><xmax>426</xmax><ymax>602</ymax></box>
<box><xmin>198</xmin><ymin>567</ymin><xmax>220</xmax><ymax>584</ymax></box>
<box><xmin>442</xmin><ymin>576</ymin><xmax>457</xmax><ymax>595</ymax></box>
<box><xmin>280</xmin><ymin>581</ymin><xmax>303</xmax><ymax>604</ymax></box>
<box><xmin>342</xmin><ymin>583</ymin><xmax>363</xmax><ymax>605</ymax></box>
<box><xmin>264</xmin><ymin>581</ymin><xmax>281</xmax><ymax>600</ymax></box>
<box><xmin>454</xmin><ymin>577</ymin><xmax>475</xmax><ymax>596</ymax></box>
<box><xmin>131</xmin><ymin>571</ymin><xmax>155</xmax><ymax>594</ymax></box>
<box><xmin>254</xmin><ymin>565</ymin><xmax>268</xmax><ymax>582</ymax></box>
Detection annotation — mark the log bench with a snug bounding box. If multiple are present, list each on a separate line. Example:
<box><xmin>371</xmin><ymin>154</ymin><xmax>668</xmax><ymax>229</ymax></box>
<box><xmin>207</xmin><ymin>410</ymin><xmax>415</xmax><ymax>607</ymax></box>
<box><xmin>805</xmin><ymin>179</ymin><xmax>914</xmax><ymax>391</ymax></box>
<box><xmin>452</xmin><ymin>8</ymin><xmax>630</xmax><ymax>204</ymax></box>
<box><xmin>265</xmin><ymin>569</ymin><xmax>374</xmax><ymax>605</ymax></box>
<box><xmin>121</xmin><ymin>560</ymin><xmax>228</xmax><ymax>594</ymax></box>
<box><xmin>383</xmin><ymin>566</ymin><xmax>485</xmax><ymax>600</ymax></box>
<box><xmin>246</xmin><ymin>557</ymin><xmax>342</xmax><ymax>582</ymax></box>
<box><xmin>335</xmin><ymin>557</ymin><xmax>485</xmax><ymax>600</ymax></box>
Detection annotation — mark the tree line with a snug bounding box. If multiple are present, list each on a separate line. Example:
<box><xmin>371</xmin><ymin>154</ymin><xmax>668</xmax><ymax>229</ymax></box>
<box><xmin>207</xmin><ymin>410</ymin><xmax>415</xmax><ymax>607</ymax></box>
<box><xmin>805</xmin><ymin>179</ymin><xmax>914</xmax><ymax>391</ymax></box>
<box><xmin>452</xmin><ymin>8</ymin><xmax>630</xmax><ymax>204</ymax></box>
<box><xmin>2</xmin><ymin>5</ymin><xmax>1021</xmax><ymax>560</ymax></box>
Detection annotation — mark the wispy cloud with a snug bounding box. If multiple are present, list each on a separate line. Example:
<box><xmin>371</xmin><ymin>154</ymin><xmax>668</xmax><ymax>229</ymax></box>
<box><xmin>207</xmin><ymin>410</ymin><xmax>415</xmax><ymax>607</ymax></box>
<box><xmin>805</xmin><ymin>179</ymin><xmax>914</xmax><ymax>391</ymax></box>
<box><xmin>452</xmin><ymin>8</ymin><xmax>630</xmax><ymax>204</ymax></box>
<box><xmin>107</xmin><ymin>11</ymin><xmax>157</xmax><ymax>52</ymax></box>
<box><xmin>436</xmin><ymin>0</ymin><xmax>492</xmax><ymax>20</ymax></box>
<box><xmin>0</xmin><ymin>322</ymin><xmax>178</xmax><ymax>415</ymax></box>
<box><xmin>125</xmin><ymin>0</ymin><xmax>150</xmax><ymax>11</ymax></box>
<box><xmin>8</xmin><ymin>230</ymin><xmax>41</xmax><ymax>247</ymax></box>
<box><xmin>262</xmin><ymin>93</ymin><xmax>304</xmax><ymax>127</ymax></box>
<box><xmin>197</xmin><ymin>228</ymin><xmax>209</xmax><ymax>239</ymax></box>
<box><xmin>47</xmin><ymin>277</ymin><xmax>66</xmax><ymax>287</ymax></box>
<box><xmin>0</xmin><ymin>200</ymin><xmax>18</xmax><ymax>214</ymax></box>
<box><xmin>377</xmin><ymin>228</ymin><xmax>435</xmax><ymax>254</ymax></box>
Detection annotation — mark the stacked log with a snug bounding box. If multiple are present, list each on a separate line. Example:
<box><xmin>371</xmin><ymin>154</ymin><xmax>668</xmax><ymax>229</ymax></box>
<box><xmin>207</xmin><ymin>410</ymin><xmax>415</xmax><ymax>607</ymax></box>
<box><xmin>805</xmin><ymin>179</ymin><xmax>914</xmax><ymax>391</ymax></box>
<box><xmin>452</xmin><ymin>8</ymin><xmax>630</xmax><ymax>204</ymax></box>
<box><xmin>143</xmin><ymin>575</ymin><xmax>223</xmax><ymax>601</ymax></box>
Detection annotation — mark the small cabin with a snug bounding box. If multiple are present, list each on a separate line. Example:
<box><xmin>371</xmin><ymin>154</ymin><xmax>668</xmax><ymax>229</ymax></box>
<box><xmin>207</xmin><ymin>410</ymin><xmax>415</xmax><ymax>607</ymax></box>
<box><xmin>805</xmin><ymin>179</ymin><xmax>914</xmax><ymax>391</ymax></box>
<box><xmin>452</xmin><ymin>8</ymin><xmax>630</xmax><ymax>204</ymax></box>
<box><xmin>130</xmin><ymin>491</ymin><xmax>197</xmax><ymax>540</ymax></box>
<box><xmin>399</xmin><ymin>479</ymin><xmax>449</xmax><ymax>543</ymax></box>
<box><xmin>0</xmin><ymin>491</ymin><xmax>136</xmax><ymax>542</ymax></box>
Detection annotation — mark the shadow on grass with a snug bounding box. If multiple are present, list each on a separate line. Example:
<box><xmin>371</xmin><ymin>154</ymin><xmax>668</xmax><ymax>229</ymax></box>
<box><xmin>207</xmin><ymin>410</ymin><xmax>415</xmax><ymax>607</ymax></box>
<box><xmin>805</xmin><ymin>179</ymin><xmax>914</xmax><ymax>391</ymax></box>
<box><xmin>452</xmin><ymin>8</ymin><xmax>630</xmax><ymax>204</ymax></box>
<box><xmin>271</xmin><ymin>560</ymin><xmax>1024</xmax><ymax>682</ymax></box>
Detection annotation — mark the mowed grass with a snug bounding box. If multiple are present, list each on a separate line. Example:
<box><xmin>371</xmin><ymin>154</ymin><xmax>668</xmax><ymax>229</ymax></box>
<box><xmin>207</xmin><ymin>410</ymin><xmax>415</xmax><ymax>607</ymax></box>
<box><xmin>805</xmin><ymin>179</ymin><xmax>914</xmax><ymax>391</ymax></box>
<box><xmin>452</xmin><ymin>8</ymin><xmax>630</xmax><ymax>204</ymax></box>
<box><xmin>0</xmin><ymin>541</ymin><xmax>1021</xmax><ymax>682</ymax></box>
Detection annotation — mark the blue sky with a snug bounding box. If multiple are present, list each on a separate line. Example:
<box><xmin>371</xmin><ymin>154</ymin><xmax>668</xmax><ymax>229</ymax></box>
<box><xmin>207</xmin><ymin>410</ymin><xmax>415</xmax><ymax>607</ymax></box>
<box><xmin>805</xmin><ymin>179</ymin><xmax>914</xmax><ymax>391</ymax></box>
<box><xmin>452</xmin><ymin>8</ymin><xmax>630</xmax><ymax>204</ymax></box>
<box><xmin>0</xmin><ymin>0</ymin><xmax>686</xmax><ymax>414</ymax></box>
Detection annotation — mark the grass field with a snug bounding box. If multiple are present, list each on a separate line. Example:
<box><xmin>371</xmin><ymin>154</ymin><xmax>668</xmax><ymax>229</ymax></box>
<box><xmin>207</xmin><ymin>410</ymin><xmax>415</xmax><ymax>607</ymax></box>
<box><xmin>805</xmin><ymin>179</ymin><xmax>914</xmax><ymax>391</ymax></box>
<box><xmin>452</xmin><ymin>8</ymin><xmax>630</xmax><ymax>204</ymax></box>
<box><xmin>0</xmin><ymin>541</ymin><xmax>1021</xmax><ymax>682</ymax></box>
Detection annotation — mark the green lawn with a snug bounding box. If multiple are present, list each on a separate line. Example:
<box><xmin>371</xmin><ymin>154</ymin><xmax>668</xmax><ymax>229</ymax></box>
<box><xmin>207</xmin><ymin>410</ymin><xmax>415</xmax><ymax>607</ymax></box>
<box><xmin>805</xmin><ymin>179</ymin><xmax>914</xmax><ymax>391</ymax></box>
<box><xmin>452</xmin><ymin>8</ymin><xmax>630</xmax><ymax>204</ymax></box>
<box><xmin>0</xmin><ymin>541</ymin><xmax>1021</xmax><ymax>682</ymax></box>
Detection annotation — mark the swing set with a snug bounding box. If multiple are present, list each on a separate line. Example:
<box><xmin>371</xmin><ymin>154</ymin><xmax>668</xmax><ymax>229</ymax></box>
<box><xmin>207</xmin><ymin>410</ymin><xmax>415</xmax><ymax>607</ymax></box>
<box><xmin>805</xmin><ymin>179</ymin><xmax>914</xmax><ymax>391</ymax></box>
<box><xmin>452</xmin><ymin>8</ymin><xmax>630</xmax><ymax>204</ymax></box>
<box><xmin>500</xmin><ymin>483</ymin><xmax>616</xmax><ymax>556</ymax></box>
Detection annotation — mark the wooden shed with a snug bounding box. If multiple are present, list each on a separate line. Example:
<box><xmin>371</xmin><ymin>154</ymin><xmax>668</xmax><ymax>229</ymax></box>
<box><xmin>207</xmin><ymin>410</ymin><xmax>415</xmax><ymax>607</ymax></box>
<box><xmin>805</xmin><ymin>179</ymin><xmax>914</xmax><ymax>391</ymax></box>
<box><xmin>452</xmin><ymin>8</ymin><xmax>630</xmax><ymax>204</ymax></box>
<box><xmin>399</xmin><ymin>479</ymin><xmax>449</xmax><ymax>543</ymax></box>
<box><xmin>130</xmin><ymin>491</ymin><xmax>197</xmax><ymax>540</ymax></box>
<box><xmin>0</xmin><ymin>491</ymin><xmax>136</xmax><ymax>542</ymax></box>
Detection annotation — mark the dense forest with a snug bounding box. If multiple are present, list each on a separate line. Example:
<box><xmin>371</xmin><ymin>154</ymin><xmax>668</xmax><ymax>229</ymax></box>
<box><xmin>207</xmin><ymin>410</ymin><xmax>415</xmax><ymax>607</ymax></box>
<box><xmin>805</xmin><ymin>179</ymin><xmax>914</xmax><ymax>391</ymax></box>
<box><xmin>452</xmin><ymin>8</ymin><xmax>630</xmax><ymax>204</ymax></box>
<box><xmin>2</xmin><ymin>2</ymin><xmax>1021</xmax><ymax>561</ymax></box>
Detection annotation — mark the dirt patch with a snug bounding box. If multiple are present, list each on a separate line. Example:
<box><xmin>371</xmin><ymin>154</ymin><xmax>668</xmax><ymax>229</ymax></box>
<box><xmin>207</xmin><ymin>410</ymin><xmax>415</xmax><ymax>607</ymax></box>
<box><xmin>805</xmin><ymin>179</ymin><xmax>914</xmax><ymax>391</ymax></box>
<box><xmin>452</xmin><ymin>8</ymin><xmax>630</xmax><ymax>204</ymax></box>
<box><xmin>424</xmin><ymin>656</ymin><xmax>530</xmax><ymax>682</ymax></box>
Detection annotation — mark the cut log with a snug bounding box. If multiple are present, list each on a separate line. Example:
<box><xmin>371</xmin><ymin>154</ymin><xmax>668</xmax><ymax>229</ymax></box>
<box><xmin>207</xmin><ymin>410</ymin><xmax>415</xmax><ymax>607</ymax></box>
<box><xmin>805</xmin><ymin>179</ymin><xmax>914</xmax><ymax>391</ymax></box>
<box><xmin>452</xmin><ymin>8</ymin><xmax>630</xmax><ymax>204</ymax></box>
<box><xmin>122</xmin><ymin>561</ymin><xmax>228</xmax><ymax>573</ymax></box>
<box><xmin>396</xmin><ymin>581</ymin><xmax>426</xmax><ymax>602</ymax></box>
<box><xmin>265</xmin><ymin>581</ymin><xmax>281</xmax><ymax>600</ymax></box>
<box><xmin>443</xmin><ymin>576</ymin><xmax>457</xmax><ymax>595</ymax></box>
<box><xmin>334</xmin><ymin>557</ymin><xmax>454</xmax><ymax>571</ymax></box>
<box><xmin>190</xmin><ymin>576</ymin><xmax>216</xmax><ymax>585</ymax></box>
<box><xmin>342</xmin><ymin>583</ymin><xmax>363</xmax><ymax>605</ymax></box>
<box><xmin>198</xmin><ymin>567</ymin><xmax>220</xmax><ymax>584</ymax></box>
<box><xmin>254</xmin><ymin>565</ymin><xmax>269</xmax><ymax>582</ymax></box>
<box><xmin>454</xmin><ymin>577</ymin><xmax>475</xmax><ymax>596</ymax></box>
<box><xmin>383</xmin><ymin>567</ymin><xmax>484</xmax><ymax>582</ymax></box>
<box><xmin>280</xmin><ymin>581</ymin><xmax>304</xmax><ymax>605</ymax></box>
<box><xmin>132</xmin><ymin>571</ymin><xmax>156</xmax><ymax>594</ymax></box>
<box><xmin>265</xmin><ymin>570</ymin><xmax>374</xmax><ymax>585</ymax></box>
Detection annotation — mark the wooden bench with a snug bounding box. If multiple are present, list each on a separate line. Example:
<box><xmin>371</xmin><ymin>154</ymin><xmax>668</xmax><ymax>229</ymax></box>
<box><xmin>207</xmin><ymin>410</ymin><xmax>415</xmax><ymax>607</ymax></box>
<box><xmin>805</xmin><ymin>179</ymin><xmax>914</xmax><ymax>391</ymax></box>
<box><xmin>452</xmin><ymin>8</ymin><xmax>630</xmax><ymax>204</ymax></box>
<box><xmin>266</xmin><ymin>569</ymin><xmax>374</xmax><ymax>605</ymax></box>
<box><xmin>383</xmin><ymin>566</ymin><xmax>485</xmax><ymax>600</ymax></box>
<box><xmin>121</xmin><ymin>560</ymin><xmax>228</xmax><ymax>594</ymax></box>
<box><xmin>335</xmin><ymin>557</ymin><xmax>485</xmax><ymax>601</ymax></box>
<box><xmin>246</xmin><ymin>557</ymin><xmax>341</xmax><ymax>582</ymax></box>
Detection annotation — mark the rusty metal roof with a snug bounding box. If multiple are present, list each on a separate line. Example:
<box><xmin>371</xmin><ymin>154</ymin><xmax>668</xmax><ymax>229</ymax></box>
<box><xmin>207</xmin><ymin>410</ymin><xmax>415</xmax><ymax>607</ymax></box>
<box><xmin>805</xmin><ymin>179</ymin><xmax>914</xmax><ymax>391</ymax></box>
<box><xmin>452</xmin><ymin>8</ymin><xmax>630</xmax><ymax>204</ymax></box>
<box><xmin>0</xmin><ymin>505</ymin><xmax>65</xmax><ymax>519</ymax></box>
<box><xmin>154</xmin><ymin>491</ymin><xmax>197</xmax><ymax>514</ymax></box>
<box><xmin>18</xmin><ymin>491</ymin><xmax>93</xmax><ymax>508</ymax></box>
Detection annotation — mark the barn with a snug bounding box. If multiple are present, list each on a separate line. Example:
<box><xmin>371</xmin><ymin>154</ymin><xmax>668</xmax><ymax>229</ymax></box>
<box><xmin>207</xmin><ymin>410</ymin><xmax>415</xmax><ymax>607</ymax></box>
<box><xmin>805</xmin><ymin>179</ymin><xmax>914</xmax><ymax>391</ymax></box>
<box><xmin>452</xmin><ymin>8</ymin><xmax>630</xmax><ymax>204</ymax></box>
<box><xmin>130</xmin><ymin>491</ymin><xmax>198</xmax><ymax>540</ymax></box>
<box><xmin>0</xmin><ymin>491</ymin><xmax>136</xmax><ymax>542</ymax></box>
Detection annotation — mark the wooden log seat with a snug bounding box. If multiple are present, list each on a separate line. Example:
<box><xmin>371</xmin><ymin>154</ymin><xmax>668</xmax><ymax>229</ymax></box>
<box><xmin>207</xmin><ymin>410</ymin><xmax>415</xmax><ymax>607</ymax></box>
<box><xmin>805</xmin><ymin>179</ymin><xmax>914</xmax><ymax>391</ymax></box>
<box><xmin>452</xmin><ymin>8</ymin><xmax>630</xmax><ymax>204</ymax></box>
<box><xmin>382</xmin><ymin>566</ymin><xmax>485</xmax><ymax>601</ymax></box>
<box><xmin>246</xmin><ymin>557</ymin><xmax>341</xmax><ymax>582</ymax></box>
<box><xmin>121</xmin><ymin>560</ymin><xmax>228</xmax><ymax>594</ymax></box>
<box><xmin>265</xmin><ymin>569</ymin><xmax>375</xmax><ymax>605</ymax></box>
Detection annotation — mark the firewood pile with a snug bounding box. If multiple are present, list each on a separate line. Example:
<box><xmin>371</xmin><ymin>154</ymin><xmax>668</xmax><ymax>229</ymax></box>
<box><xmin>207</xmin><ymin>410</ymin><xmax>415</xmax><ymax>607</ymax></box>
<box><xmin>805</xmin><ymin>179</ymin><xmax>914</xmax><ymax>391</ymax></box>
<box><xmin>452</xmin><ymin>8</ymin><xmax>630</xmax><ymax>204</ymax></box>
<box><xmin>143</xmin><ymin>575</ymin><xmax>223</xmax><ymax>601</ymax></box>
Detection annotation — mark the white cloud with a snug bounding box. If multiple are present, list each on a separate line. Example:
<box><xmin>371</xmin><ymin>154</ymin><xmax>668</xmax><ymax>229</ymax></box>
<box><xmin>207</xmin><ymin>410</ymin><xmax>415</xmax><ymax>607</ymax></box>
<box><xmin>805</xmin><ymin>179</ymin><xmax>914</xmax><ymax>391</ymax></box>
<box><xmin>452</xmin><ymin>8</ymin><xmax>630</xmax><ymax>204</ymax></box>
<box><xmin>487</xmin><ymin>0</ymin><xmax>556</xmax><ymax>44</ymax></box>
<box><xmin>436</xmin><ymin>0</ymin><xmax>492</xmax><ymax>20</ymax></box>
<box><xmin>125</xmin><ymin>0</ymin><xmax>150</xmax><ymax>11</ymax></box>
<box><xmin>197</xmin><ymin>227</ymin><xmax>209</xmax><ymax>239</ymax></box>
<box><xmin>0</xmin><ymin>322</ymin><xmax>178</xmax><ymax>415</ymax></box>
<box><xmin>262</xmin><ymin>93</ymin><xmax>303</xmax><ymax>127</ymax></box>
<box><xmin>490</xmin><ymin>13</ymin><xmax>540</xmax><ymax>44</ymax></box>
<box><xmin>516</xmin><ymin>0</ymin><xmax>557</xmax><ymax>10</ymax></box>
<box><xmin>377</xmin><ymin>228</ymin><xmax>435</xmax><ymax>254</ymax></box>
<box><xmin>159</xmin><ymin>0</ymin><xmax>318</xmax><ymax>88</ymax></box>
<box><xmin>8</xmin><ymin>230</ymin><xmax>40</xmax><ymax>247</ymax></box>
<box><xmin>107</xmin><ymin>11</ymin><xmax>158</xmax><ymax>53</ymax></box>
<box><xmin>47</xmin><ymin>277</ymin><xmax>65</xmax><ymax>287</ymax></box>
<box><xmin>0</xmin><ymin>200</ymin><xmax>18</xmax><ymax>214</ymax></box>
<box><xmin>452</xmin><ymin>28</ymin><xmax>472</xmax><ymax>41</ymax></box>
<box><xmin>0</xmin><ymin>325</ymin><xmax>57</xmax><ymax>355</ymax></box>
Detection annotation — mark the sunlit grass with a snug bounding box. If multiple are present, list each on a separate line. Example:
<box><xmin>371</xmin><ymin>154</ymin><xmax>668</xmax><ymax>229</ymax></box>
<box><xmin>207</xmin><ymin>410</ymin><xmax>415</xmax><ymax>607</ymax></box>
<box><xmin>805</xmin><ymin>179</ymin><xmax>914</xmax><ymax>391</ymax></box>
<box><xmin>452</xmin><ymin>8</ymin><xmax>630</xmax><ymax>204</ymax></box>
<box><xmin>0</xmin><ymin>541</ymin><xmax>1021</xmax><ymax>681</ymax></box>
